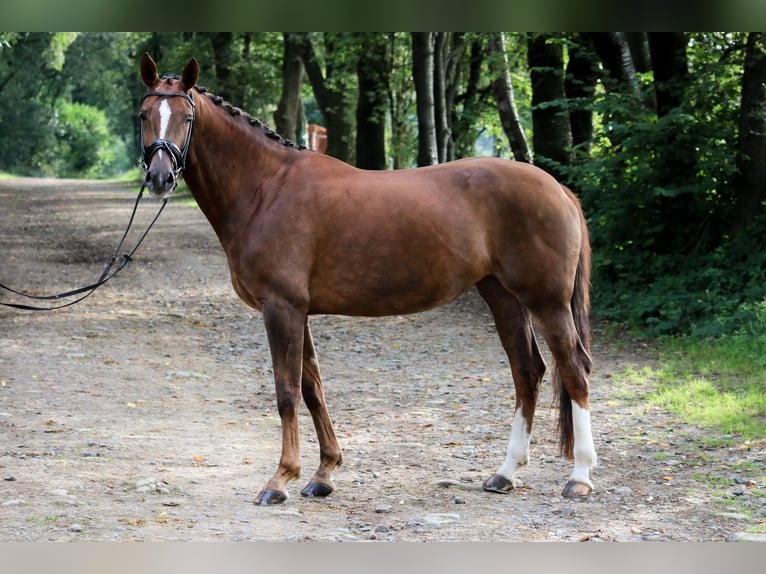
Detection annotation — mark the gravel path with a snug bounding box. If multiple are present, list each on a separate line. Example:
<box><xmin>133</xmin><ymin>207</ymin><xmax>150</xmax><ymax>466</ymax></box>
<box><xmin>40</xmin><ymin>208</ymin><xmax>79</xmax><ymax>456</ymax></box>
<box><xmin>1</xmin><ymin>178</ymin><xmax>764</xmax><ymax>541</ymax></box>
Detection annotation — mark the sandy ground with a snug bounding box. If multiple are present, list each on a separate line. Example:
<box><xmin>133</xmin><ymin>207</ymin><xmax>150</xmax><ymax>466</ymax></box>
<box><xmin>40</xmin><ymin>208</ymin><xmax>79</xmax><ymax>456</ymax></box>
<box><xmin>1</xmin><ymin>178</ymin><xmax>764</xmax><ymax>541</ymax></box>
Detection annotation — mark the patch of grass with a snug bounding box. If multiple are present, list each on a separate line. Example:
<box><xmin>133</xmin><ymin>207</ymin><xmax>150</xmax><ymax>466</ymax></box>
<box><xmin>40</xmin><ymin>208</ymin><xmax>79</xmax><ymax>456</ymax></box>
<box><xmin>616</xmin><ymin>332</ymin><xmax>766</xmax><ymax>441</ymax></box>
<box><xmin>651</xmin><ymin>334</ymin><xmax>766</xmax><ymax>441</ymax></box>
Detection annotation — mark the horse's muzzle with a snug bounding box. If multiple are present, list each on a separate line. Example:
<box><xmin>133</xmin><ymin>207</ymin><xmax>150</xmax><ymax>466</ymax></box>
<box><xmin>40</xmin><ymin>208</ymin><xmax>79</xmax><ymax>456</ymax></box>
<box><xmin>141</xmin><ymin>138</ymin><xmax>186</xmax><ymax>198</ymax></box>
<box><xmin>144</xmin><ymin>164</ymin><xmax>177</xmax><ymax>198</ymax></box>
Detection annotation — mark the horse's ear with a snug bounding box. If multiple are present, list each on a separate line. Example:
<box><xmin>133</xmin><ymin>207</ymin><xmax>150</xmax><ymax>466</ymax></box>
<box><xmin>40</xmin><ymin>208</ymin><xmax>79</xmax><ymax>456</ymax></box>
<box><xmin>140</xmin><ymin>52</ymin><xmax>159</xmax><ymax>88</ymax></box>
<box><xmin>181</xmin><ymin>58</ymin><xmax>199</xmax><ymax>92</ymax></box>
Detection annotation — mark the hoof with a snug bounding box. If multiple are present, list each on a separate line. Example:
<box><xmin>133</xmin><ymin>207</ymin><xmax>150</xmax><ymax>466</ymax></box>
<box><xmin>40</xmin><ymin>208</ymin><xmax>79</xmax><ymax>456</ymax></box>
<box><xmin>482</xmin><ymin>473</ymin><xmax>515</xmax><ymax>494</ymax></box>
<box><xmin>301</xmin><ymin>481</ymin><xmax>335</xmax><ymax>498</ymax></box>
<box><xmin>562</xmin><ymin>480</ymin><xmax>592</xmax><ymax>498</ymax></box>
<box><xmin>254</xmin><ymin>488</ymin><xmax>288</xmax><ymax>505</ymax></box>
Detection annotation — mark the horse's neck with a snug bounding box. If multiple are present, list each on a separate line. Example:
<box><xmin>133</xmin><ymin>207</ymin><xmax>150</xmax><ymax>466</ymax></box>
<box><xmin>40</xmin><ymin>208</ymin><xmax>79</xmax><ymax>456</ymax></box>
<box><xmin>183</xmin><ymin>112</ymin><xmax>291</xmax><ymax>244</ymax></box>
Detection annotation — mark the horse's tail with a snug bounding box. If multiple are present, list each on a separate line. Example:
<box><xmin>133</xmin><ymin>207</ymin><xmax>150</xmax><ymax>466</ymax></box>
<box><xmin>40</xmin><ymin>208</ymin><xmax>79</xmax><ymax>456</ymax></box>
<box><xmin>554</xmin><ymin>185</ymin><xmax>592</xmax><ymax>459</ymax></box>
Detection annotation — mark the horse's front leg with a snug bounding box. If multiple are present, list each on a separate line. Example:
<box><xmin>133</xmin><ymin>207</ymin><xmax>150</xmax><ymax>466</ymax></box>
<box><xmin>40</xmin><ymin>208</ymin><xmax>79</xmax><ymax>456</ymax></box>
<box><xmin>255</xmin><ymin>298</ymin><xmax>306</xmax><ymax>505</ymax></box>
<box><xmin>300</xmin><ymin>322</ymin><xmax>343</xmax><ymax>498</ymax></box>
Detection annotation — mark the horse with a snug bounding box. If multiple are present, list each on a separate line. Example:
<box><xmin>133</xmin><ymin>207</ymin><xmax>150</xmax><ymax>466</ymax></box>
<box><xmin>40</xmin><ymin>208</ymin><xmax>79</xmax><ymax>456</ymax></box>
<box><xmin>138</xmin><ymin>53</ymin><xmax>597</xmax><ymax>505</ymax></box>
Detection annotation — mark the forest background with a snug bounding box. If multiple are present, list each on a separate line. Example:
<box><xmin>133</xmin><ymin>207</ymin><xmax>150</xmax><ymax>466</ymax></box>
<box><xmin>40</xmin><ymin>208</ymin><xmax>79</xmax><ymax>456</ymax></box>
<box><xmin>1</xmin><ymin>33</ymin><xmax>765</xmax><ymax>416</ymax></box>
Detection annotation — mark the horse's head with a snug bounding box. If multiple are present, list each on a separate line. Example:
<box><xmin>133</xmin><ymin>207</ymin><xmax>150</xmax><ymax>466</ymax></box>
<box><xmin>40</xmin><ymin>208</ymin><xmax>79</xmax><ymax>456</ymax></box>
<box><xmin>139</xmin><ymin>53</ymin><xmax>199</xmax><ymax>198</ymax></box>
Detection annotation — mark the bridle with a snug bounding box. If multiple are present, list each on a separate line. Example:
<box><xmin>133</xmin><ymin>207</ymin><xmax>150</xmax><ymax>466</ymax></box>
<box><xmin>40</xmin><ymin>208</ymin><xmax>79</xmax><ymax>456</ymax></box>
<box><xmin>139</xmin><ymin>89</ymin><xmax>195</xmax><ymax>186</ymax></box>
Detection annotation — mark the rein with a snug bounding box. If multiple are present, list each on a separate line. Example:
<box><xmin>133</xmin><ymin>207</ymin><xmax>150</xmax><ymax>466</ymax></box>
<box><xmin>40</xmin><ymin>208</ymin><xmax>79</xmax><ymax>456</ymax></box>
<box><xmin>1</xmin><ymin>88</ymin><xmax>194</xmax><ymax>311</ymax></box>
<box><xmin>0</xmin><ymin>185</ymin><xmax>167</xmax><ymax>311</ymax></box>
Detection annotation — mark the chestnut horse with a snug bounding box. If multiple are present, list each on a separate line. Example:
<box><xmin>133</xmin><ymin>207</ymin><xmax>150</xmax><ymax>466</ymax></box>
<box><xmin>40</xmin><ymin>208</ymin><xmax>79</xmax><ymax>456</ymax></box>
<box><xmin>138</xmin><ymin>53</ymin><xmax>596</xmax><ymax>505</ymax></box>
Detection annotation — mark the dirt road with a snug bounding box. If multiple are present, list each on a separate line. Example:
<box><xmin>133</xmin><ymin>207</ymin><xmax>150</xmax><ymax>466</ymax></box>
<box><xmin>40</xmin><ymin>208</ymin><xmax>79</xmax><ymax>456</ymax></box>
<box><xmin>1</xmin><ymin>178</ymin><xmax>763</xmax><ymax>541</ymax></box>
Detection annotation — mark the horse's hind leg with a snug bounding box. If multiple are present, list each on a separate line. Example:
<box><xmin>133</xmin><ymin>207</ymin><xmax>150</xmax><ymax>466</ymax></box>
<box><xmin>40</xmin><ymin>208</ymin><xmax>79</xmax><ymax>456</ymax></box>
<box><xmin>532</xmin><ymin>305</ymin><xmax>596</xmax><ymax>498</ymax></box>
<box><xmin>299</xmin><ymin>322</ymin><xmax>343</xmax><ymax>498</ymax></box>
<box><xmin>476</xmin><ymin>277</ymin><xmax>547</xmax><ymax>493</ymax></box>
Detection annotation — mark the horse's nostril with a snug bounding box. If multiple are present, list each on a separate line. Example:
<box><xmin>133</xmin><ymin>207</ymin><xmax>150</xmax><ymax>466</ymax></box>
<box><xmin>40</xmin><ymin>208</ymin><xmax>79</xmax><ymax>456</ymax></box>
<box><xmin>166</xmin><ymin>173</ymin><xmax>175</xmax><ymax>186</ymax></box>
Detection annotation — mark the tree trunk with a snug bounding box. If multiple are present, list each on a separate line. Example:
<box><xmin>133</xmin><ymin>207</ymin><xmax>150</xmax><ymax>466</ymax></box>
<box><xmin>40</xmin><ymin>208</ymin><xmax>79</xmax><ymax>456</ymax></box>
<box><xmin>732</xmin><ymin>32</ymin><xmax>766</xmax><ymax>234</ymax></box>
<box><xmin>297</xmin><ymin>33</ymin><xmax>355</xmax><ymax>162</ymax></box>
<box><xmin>648</xmin><ymin>32</ymin><xmax>689</xmax><ymax>117</ymax></box>
<box><xmin>274</xmin><ymin>33</ymin><xmax>305</xmax><ymax>144</ymax></box>
<box><xmin>433</xmin><ymin>33</ymin><xmax>451</xmax><ymax>164</ymax></box>
<box><xmin>387</xmin><ymin>33</ymin><xmax>415</xmax><ymax>170</ymax></box>
<box><xmin>565</xmin><ymin>33</ymin><xmax>599</xmax><ymax>158</ymax></box>
<box><xmin>586</xmin><ymin>32</ymin><xmax>639</xmax><ymax>97</ymax></box>
<box><xmin>488</xmin><ymin>32</ymin><xmax>531</xmax><ymax>163</ymax></box>
<box><xmin>203</xmin><ymin>33</ymin><xmax>237</xmax><ymax>103</ymax></box>
<box><xmin>412</xmin><ymin>32</ymin><xmax>438</xmax><ymax>166</ymax></box>
<box><xmin>527</xmin><ymin>33</ymin><xmax>572</xmax><ymax>181</ymax></box>
<box><xmin>450</xmin><ymin>35</ymin><xmax>485</xmax><ymax>159</ymax></box>
<box><xmin>355</xmin><ymin>33</ymin><xmax>389</xmax><ymax>170</ymax></box>
<box><xmin>625</xmin><ymin>32</ymin><xmax>652</xmax><ymax>73</ymax></box>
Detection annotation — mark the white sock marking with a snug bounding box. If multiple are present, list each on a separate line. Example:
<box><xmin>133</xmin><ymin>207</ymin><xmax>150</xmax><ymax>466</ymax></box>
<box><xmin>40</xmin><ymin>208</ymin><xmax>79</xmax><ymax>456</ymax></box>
<box><xmin>569</xmin><ymin>401</ymin><xmax>597</xmax><ymax>488</ymax></box>
<box><xmin>497</xmin><ymin>408</ymin><xmax>530</xmax><ymax>480</ymax></box>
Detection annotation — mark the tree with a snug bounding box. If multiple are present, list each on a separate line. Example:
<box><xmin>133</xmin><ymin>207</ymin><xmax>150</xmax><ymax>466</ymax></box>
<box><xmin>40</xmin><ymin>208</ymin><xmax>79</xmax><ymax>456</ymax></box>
<box><xmin>274</xmin><ymin>33</ymin><xmax>306</xmax><ymax>144</ymax></box>
<box><xmin>648</xmin><ymin>32</ymin><xmax>689</xmax><ymax>117</ymax></box>
<box><xmin>586</xmin><ymin>32</ymin><xmax>640</xmax><ymax>97</ymax></box>
<box><xmin>297</xmin><ymin>33</ymin><xmax>356</xmax><ymax>162</ymax></box>
<box><xmin>387</xmin><ymin>33</ymin><xmax>416</xmax><ymax>169</ymax></box>
<box><xmin>433</xmin><ymin>32</ymin><xmax>451</xmax><ymax>163</ymax></box>
<box><xmin>354</xmin><ymin>33</ymin><xmax>389</xmax><ymax>170</ymax></box>
<box><xmin>411</xmin><ymin>32</ymin><xmax>438</xmax><ymax>166</ymax></box>
<box><xmin>625</xmin><ymin>32</ymin><xmax>652</xmax><ymax>73</ymax></box>
<box><xmin>564</xmin><ymin>33</ymin><xmax>599</xmax><ymax>158</ymax></box>
<box><xmin>732</xmin><ymin>32</ymin><xmax>766</xmax><ymax>233</ymax></box>
<box><xmin>202</xmin><ymin>33</ymin><xmax>236</xmax><ymax>102</ymax></box>
<box><xmin>449</xmin><ymin>34</ymin><xmax>489</xmax><ymax>160</ymax></box>
<box><xmin>488</xmin><ymin>32</ymin><xmax>530</xmax><ymax>163</ymax></box>
<box><xmin>527</xmin><ymin>33</ymin><xmax>572</xmax><ymax>181</ymax></box>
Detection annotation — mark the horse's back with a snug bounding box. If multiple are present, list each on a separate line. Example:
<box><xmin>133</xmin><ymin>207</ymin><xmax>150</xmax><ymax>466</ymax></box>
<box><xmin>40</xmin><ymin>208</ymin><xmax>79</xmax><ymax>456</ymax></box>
<box><xmin>290</xmin><ymin>155</ymin><xmax>582</xmax><ymax>316</ymax></box>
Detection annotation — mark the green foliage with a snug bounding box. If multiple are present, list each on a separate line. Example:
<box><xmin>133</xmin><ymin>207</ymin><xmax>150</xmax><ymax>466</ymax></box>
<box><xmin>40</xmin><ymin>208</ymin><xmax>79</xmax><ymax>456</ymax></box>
<box><xmin>0</xmin><ymin>32</ymin><xmax>141</xmax><ymax>178</ymax></box>
<box><xmin>46</xmin><ymin>100</ymin><xmax>128</xmax><ymax>178</ymax></box>
<box><xmin>565</xmin><ymin>33</ymin><xmax>759</xmax><ymax>337</ymax></box>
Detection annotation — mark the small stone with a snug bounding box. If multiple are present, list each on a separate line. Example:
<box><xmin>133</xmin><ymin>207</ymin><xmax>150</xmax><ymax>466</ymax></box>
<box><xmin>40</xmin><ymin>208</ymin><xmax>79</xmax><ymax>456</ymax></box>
<box><xmin>732</xmin><ymin>486</ymin><xmax>746</xmax><ymax>496</ymax></box>
<box><xmin>374</xmin><ymin>505</ymin><xmax>392</xmax><ymax>514</ymax></box>
<box><xmin>3</xmin><ymin>476</ymin><xmax>16</xmax><ymax>482</ymax></box>
<box><xmin>135</xmin><ymin>478</ymin><xmax>155</xmax><ymax>489</ymax></box>
<box><xmin>422</xmin><ymin>513</ymin><xmax>461</xmax><ymax>526</ymax></box>
<box><xmin>68</xmin><ymin>524</ymin><xmax>83</xmax><ymax>533</ymax></box>
<box><xmin>731</xmin><ymin>476</ymin><xmax>756</xmax><ymax>486</ymax></box>
<box><xmin>614</xmin><ymin>487</ymin><xmax>633</xmax><ymax>496</ymax></box>
<box><xmin>727</xmin><ymin>532</ymin><xmax>766</xmax><ymax>542</ymax></box>
<box><xmin>719</xmin><ymin>512</ymin><xmax>749</xmax><ymax>520</ymax></box>
<box><xmin>1</xmin><ymin>499</ymin><xmax>25</xmax><ymax>507</ymax></box>
<box><xmin>642</xmin><ymin>534</ymin><xmax>664</xmax><ymax>541</ymax></box>
<box><xmin>375</xmin><ymin>525</ymin><xmax>390</xmax><ymax>534</ymax></box>
<box><xmin>454</xmin><ymin>496</ymin><xmax>466</xmax><ymax>505</ymax></box>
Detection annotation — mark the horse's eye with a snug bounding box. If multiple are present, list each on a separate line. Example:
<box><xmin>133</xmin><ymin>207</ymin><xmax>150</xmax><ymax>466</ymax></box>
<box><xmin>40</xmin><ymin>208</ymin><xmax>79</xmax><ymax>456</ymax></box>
<box><xmin>185</xmin><ymin>116</ymin><xmax>193</xmax><ymax>124</ymax></box>
<box><xmin>138</xmin><ymin>111</ymin><xmax>147</xmax><ymax>121</ymax></box>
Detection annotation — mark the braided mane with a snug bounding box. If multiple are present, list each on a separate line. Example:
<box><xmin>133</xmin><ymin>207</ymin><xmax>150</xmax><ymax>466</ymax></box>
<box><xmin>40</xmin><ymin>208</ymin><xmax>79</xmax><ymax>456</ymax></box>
<box><xmin>194</xmin><ymin>83</ymin><xmax>307</xmax><ymax>151</ymax></box>
<box><xmin>157</xmin><ymin>72</ymin><xmax>306</xmax><ymax>150</ymax></box>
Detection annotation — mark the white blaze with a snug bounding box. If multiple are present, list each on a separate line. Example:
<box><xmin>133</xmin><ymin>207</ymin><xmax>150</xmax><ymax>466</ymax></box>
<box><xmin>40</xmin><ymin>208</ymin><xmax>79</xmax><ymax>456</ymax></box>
<box><xmin>159</xmin><ymin>99</ymin><xmax>171</xmax><ymax>138</ymax></box>
<box><xmin>157</xmin><ymin>99</ymin><xmax>171</xmax><ymax>163</ymax></box>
